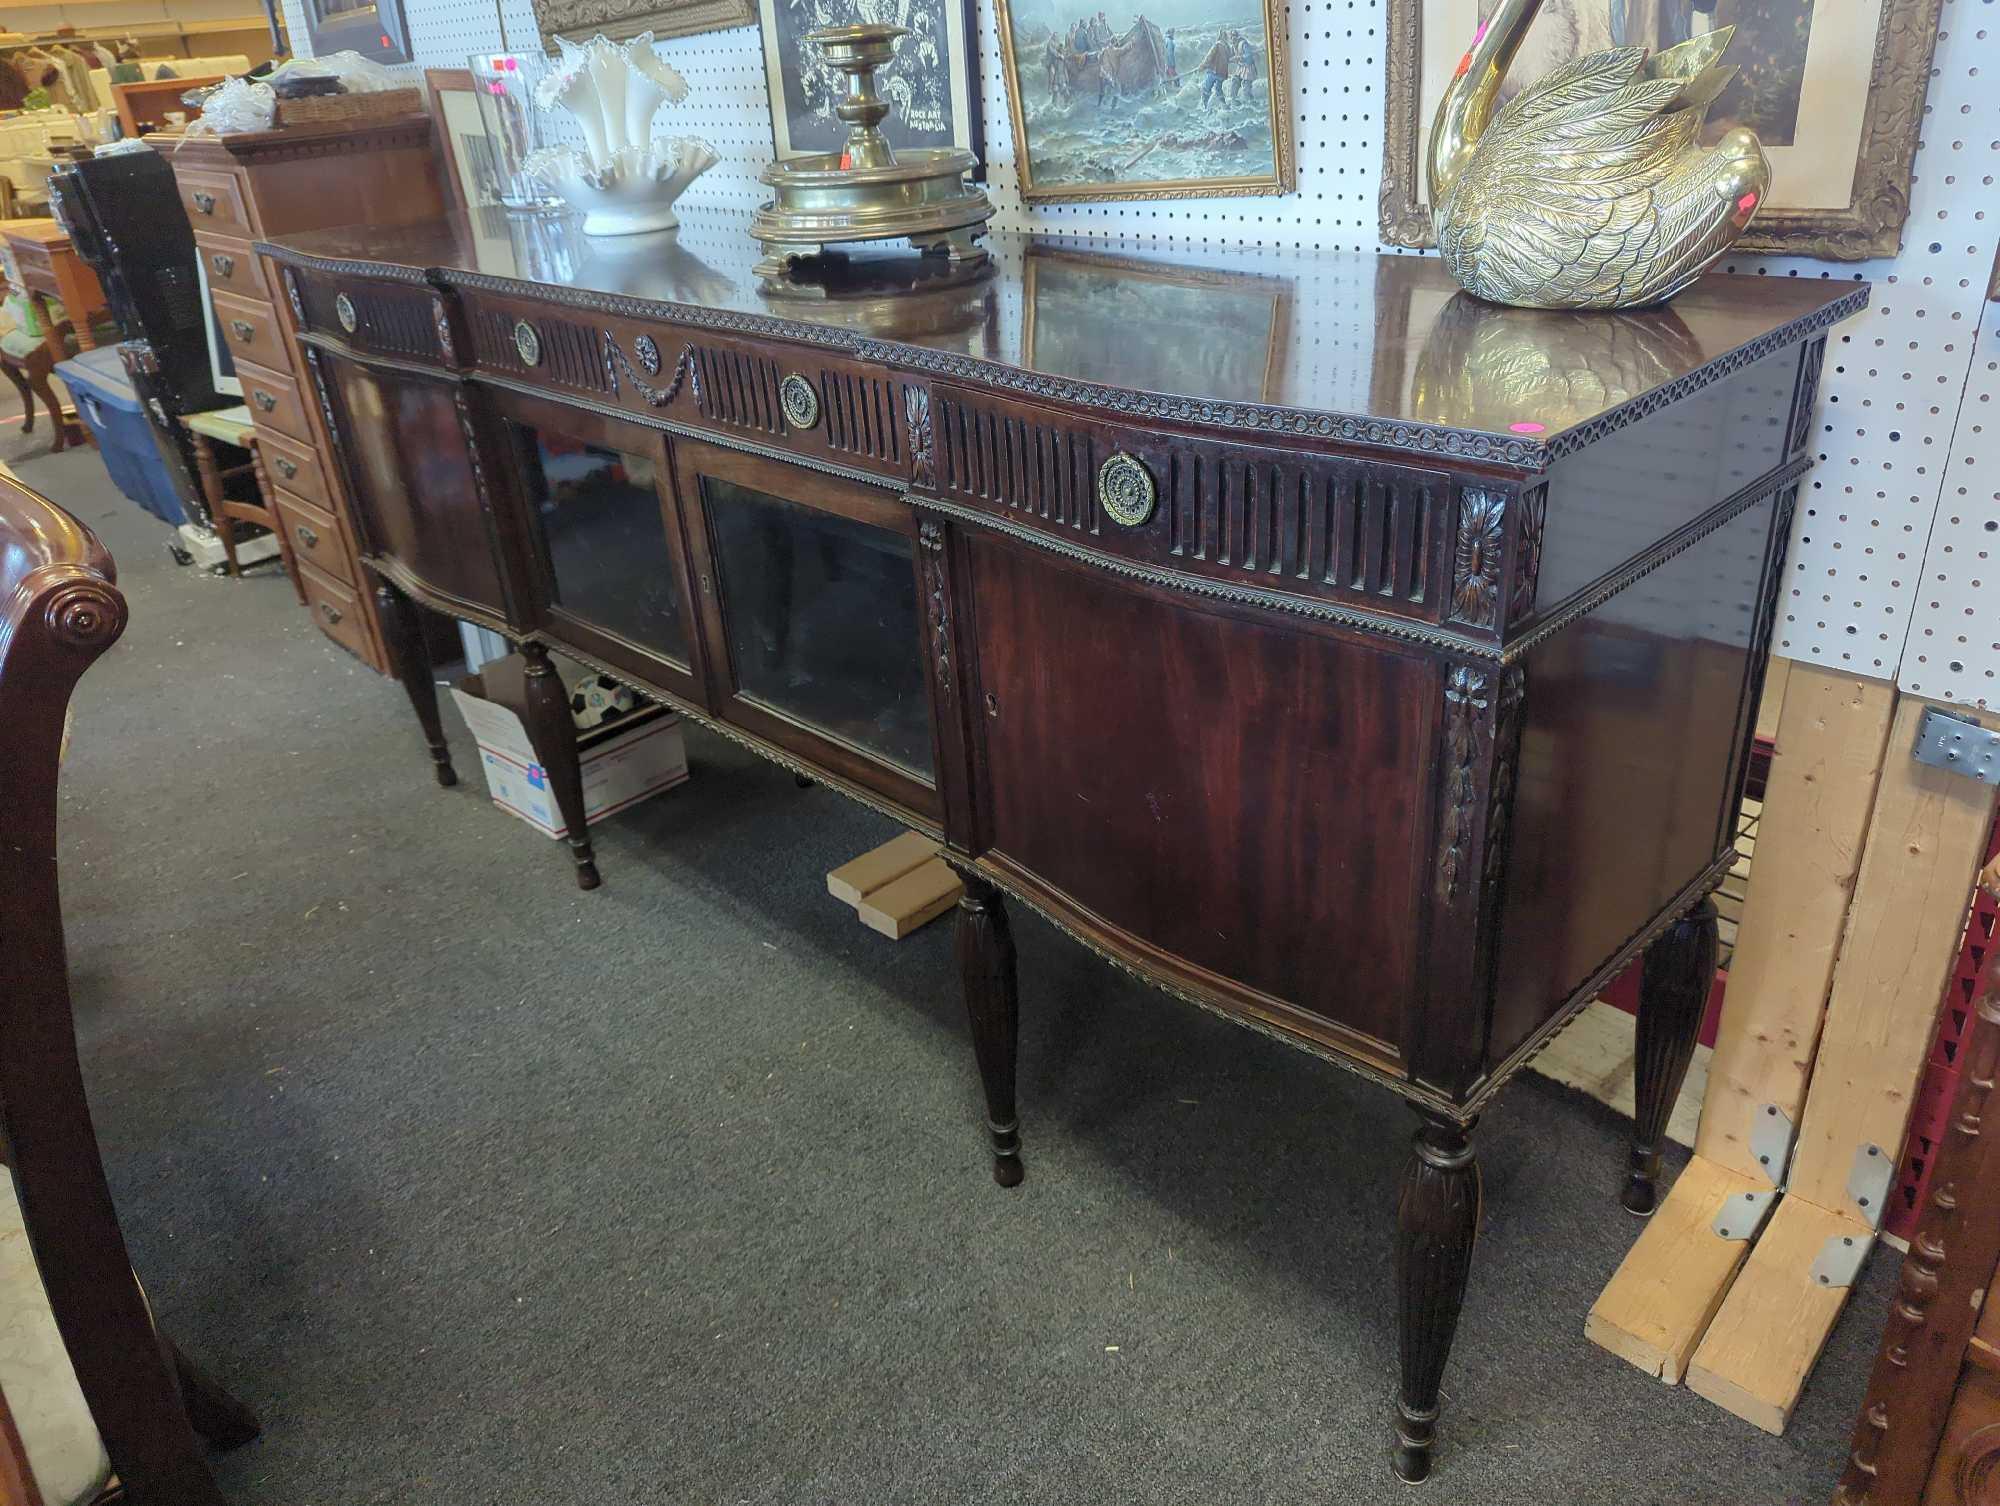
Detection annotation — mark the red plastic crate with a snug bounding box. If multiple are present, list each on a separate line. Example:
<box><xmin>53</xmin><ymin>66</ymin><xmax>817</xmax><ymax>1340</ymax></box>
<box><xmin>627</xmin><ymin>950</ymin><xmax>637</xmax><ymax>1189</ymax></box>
<box><xmin>1885</xmin><ymin>809</ymin><xmax>2000</xmax><ymax>1242</ymax></box>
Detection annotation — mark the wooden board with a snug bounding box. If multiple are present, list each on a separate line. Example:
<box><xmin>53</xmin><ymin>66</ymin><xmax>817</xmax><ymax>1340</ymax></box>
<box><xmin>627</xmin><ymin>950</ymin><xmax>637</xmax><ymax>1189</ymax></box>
<box><xmin>1585</xmin><ymin>1154</ymin><xmax>1766</xmax><ymax>1384</ymax></box>
<box><xmin>1686</xmin><ymin>1195</ymin><xmax>1868</xmax><ymax>1434</ymax></box>
<box><xmin>1686</xmin><ymin>696</ymin><xmax>1999</xmax><ymax>1434</ymax></box>
<box><xmin>1786</xmin><ymin>697</ymin><xmax>2000</xmax><ymax>1219</ymax></box>
<box><xmin>1695</xmin><ymin>668</ymin><xmax>1897</xmax><ymax>1183</ymax></box>
<box><xmin>1533</xmin><ymin>1000</ymin><xmax>1709</xmax><ymax>1149</ymax></box>
<box><xmin>1754</xmin><ymin>656</ymin><xmax>1792</xmax><ymax>745</ymax></box>
<box><xmin>826</xmin><ymin>831</ymin><xmax>937</xmax><ymax>906</ymax></box>
<box><xmin>856</xmin><ymin>858</ymin><xmax>964</xmax><ymax>940</ymax></box>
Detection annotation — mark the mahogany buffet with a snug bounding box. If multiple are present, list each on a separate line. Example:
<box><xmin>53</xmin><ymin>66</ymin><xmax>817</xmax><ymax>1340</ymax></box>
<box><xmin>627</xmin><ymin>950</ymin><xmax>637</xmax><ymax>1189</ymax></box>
<box><xmin>255</xmin><ymin>215</ymin><xmax>1861</xmax><ymax>1483</ymax></box>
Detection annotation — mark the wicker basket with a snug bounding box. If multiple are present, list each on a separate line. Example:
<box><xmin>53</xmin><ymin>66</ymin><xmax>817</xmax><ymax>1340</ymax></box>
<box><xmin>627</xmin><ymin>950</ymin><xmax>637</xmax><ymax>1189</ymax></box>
<box><xmin>273</xmin><ymin>87</ymin><xmax>424</xmax><ymax>127</ymax></box>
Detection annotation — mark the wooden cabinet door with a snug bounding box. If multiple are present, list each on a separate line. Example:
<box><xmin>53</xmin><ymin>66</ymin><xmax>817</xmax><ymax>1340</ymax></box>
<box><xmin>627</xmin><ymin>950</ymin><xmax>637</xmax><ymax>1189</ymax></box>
<box><xmin>671</xmin><ymin>436</ymin><xmax>941</xmax><ymax>824</ymax></box>
<box><xmin>482</xmin><ymin>387</ymin><xmax>707</xmax><ymax>710</ymax></box>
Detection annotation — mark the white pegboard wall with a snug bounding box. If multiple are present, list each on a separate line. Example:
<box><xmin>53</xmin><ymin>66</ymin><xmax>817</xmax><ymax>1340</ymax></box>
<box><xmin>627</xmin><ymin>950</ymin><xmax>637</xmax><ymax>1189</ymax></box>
<box><xmin>299</xmin><ymin>0</ymin><xmax>1998</xmax><ymax>702</ymax></box>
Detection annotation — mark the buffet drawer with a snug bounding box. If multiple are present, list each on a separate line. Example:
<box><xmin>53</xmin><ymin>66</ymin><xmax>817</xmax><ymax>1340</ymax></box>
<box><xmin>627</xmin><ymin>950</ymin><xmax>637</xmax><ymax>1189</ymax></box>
<box><xmin>286</xmin><ymin>263</ymin><xmax>449</xmax><ymax>365</ymax></box>
<box><xmin>453</xmin><ymin>288</ymin><xmax>911</xmax><ymax>483</ymax></box>
<box><xmin>236</xmin><ymin>357</ymin><xmax>312</xmax><ymax>445</ymax></box>
<box><xmin>195</xmin><ymin>231</ymin><xmax>269</xmax><ymax>304</ymax></box>
<box><xmin>272</xmin><ymin>488</ymin><xmax>351</xmax><ymax>585</ymax></box>
<box><xmin>211</xmin><ymin>289</ymin><xmax>287</xmax><ymax>372</ymax></box>
<box><xmin>298</xmin><ymin>559</ymin><xmax>367</xmax><ymax>659</ymax></box>
<box><xmin>176</xmin><ymin>168</ymin><xmax>256</xmax><ymax>239</ymax></box>
<box><xmin>923</xmin><ymin>383</ymin><xmax>1462</xmax><ymax>630</ymax></box>
<box><xmin>255</xmin><ymin>428</ymin><xmax>329</xmax><ymax>510</ymax></box>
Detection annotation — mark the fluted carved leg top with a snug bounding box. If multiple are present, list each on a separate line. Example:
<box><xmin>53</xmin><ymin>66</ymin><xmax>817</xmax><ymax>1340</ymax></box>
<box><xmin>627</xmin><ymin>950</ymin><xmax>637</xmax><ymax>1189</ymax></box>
<box><xmin>1395</xmin><ymin>1111</ymin><xmax>1481</xmax><ymax>1485</ymax></box>
<box><xmin>1626</xmin><ymin>896</ymin><xmax>1719</xmax><ymax>1215</ymax></box>
<box><xmin>954</xmin><ymin>872</ymin><xmax>1022</xmax><ymax>1188</ymax></box>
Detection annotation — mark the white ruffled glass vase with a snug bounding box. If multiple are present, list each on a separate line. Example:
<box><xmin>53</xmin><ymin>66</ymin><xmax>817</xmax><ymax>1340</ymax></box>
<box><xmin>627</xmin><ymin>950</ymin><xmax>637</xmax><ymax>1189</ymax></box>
<box><xmin>521</xmin><ymin>34</ymin><xmax>718</xmax><ymax>236</ymax></box>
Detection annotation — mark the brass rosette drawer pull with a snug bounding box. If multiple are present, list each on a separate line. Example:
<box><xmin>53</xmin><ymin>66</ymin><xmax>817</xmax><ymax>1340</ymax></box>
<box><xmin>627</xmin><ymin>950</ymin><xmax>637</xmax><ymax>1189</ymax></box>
<box><xmin>1096</xmin><ymin>452</ymin><xmax>1156</xmax><ymax>528</ymax></box>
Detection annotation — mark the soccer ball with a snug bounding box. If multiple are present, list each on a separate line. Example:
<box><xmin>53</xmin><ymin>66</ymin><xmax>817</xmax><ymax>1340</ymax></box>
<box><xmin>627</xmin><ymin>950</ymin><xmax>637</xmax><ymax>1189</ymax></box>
<box><xmin>568</xmin><ymin>671</ymin><xmax>640</xmax><ymax>730</ymax></box>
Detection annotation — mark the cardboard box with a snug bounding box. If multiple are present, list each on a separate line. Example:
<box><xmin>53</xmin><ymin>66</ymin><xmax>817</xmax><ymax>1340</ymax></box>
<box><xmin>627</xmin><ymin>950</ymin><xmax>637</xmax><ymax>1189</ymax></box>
<box><xmin>448</xmin><ymin>679</ymin><xmax>688</xmax><ymax>839</ymax></box>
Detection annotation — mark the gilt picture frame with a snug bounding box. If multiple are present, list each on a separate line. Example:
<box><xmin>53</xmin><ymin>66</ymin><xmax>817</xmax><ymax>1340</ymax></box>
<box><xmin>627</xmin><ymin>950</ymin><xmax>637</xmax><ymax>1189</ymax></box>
<box><xmin>532</xmin><ymin>0</ymin><xmax>755</xmax><ymax>49</ymax></box>
<box><xmin>1380</xmin><ymin>0</ymin><xmax>1944</xmax><ymax>260</ymax></box>
<box><xmin>993</xmin><ymin>0</ymin><xmax>1294</xmax><ymax>203</ymax></box>
<box><xmin>760</xmin><ymin>0</ymin><xmax>984</xmax><ymax>173</ymax></box>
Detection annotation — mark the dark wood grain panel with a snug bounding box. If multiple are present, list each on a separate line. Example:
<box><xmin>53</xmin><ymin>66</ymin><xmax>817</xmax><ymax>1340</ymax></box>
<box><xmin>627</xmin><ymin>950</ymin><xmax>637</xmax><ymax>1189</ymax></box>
<box><xmin>289</xmin><ymin>267</ymin><xmax>444</xmax><ymax>365</ymax></box>
<box><xmin>963</xmin><ymin>530</ymin><xmax>1431</xmax><ymax>1060</ymax></box>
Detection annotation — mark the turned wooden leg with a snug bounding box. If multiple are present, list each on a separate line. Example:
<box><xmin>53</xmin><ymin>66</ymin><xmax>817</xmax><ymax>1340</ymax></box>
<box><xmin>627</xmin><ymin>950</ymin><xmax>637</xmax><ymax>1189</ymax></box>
<box><xmin>521</xmin><ymin>639</ymin><xmax>599</xmax><ymax>891</ymax></box>
<box><xmin>1395</xmin><ymin>1111</ymin><xmax>1480</xmax><ymax>1485</ymax></box>
<box><xmin>954</xmin><ymin>872</ymin><xmax>1022</xmax><ymax>1187</ymax></box>
<box><xmin>373</xmin><ymin>580</ymin><xmax>457</xmax><ymax>789</ymax></box>
<box><xmin>1625</xmin><ymin>896</ymin><xmax>1720</xmax><ymax>1215</ymax></box>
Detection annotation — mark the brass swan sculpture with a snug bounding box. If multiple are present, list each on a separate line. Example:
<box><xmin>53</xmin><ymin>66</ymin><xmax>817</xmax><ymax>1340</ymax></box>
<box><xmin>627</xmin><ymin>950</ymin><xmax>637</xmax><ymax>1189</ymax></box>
<box><xmin>1428</xmin><ymin>0</ymin><xmax>1771</xmax><ymax>310</ymax></box>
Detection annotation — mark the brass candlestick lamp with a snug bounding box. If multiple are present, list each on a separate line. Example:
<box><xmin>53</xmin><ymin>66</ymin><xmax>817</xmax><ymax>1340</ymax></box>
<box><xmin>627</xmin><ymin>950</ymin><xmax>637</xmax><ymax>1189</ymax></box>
<box><xmin>749</xmin><ymin>22</ymin><xmax>994</xmax><ymax>281</ymax></box>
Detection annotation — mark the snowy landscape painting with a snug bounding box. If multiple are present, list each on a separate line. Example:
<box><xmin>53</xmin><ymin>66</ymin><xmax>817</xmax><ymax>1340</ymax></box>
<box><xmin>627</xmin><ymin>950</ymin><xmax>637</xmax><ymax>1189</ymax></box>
<box><xmin>995</xmin><ymin>0</ymin><xmax>1292</xmax><ymax>201</ymax></box>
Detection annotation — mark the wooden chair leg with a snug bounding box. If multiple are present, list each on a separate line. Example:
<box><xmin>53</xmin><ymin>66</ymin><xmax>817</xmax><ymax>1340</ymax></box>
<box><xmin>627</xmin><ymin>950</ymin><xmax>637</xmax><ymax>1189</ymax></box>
<box><xmin>26</xmin><ymin>363</ymin><xmax>68</xmax><ymax>454</ymax></box>
<box><xmin>0</xmin><ymin>1022</ymin><xmax>231</xmax><ymax>1505</ymax></box>
<box><xmin>166</xmin><ymin>1336</ymin><xmax>261</xmax><ymax>1450</ymax></box>
<box><xmin>0</xmin><ymin>359</ymin><xmax>33</xmax><ymax>434</ymax></box>
<box><xmin>186</xmin><ymin>435</ymin><xmax>238</xmax><ymax>577</ymax></box>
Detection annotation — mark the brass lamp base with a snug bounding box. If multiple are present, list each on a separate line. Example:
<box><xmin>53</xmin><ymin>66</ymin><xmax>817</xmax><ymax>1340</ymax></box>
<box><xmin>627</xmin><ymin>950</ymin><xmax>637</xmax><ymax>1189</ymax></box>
<box><xmin>750</xmin><ymin>21</ymin><xmax>994</xmax><ymax>283</ymax></box>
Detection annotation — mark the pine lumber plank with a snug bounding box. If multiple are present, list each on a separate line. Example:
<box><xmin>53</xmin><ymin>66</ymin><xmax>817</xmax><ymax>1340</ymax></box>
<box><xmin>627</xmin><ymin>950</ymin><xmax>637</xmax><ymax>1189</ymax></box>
<box><xmin>1785</xmin><ymin>697</ymin><xmax>2000</xmax><ymax>1218</ymax></box>
<box><xmin>1684</xmin><ymin>1195</ymin><xmax>1868</xmax><ymax>1434</ymax></box>
<box><xmin>856</xmin><ymin>858</ymin><xmax>963</xmax><ymax>940</ymax></box>
<box><xmin>826</xmin><ymin>831</ymin><xmax>937</xmax><ymax>906</ymax></box>
<box><xmin>1585</xmin><ymin>1154</ymin><xmax>1765</xmax><ymax>1384</ymax></box>
<box><xmin>1694</xmin><ymin>668</ymin><xmax>1897</xmax><ymax>1183</ymax></box>
<box><xmin>1754</xmin><ymin>656</ymin><xmax>1792</xmax><ymax>744</ymax></box>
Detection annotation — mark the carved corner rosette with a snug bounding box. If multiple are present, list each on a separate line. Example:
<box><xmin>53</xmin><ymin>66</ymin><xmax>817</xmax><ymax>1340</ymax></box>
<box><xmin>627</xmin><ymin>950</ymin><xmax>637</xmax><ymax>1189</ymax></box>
<box><xmin>1509</xmin><ymin>484</ymin><xmax>1547</xmax><ymax>625</ymax></box>
<box><xmin>905</xmin><ymin>384</ymin><xmax>937</xmax><ymax>491</ymax></box>
<box><xmin>1448</xmin><ymin>489</ymin><xmax>1508</xmax><ymax>629</ymax></box>
<box><xmin>432</xmin><ymin>295</ymin><xmax>460</xmax><ymax>366</ymax></box>
<box><xmin>39</xmin><ymin>573</ymin><xmax>126</xmax><ymax>652</ymax></box>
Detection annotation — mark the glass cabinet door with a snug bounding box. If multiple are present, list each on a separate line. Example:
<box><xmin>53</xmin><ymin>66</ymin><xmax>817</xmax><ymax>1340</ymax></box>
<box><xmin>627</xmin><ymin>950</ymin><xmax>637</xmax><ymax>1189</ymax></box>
<box><xmin>676</xmin><ymin>440</ymin><xmax>939</xmax><ymax>819</ymax></box>
<box><xmin>486</xmin><ymin>389</ymin><xmax>705</xmax><ymax>703</ymax></box>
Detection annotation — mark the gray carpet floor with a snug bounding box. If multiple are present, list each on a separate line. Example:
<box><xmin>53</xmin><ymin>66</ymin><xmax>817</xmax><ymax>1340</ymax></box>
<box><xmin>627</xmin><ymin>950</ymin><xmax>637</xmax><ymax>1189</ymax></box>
<box><xmin>14</xmin><ymin>428</ymin><xmax>1893</xmax><ymax>1506</ymax></box>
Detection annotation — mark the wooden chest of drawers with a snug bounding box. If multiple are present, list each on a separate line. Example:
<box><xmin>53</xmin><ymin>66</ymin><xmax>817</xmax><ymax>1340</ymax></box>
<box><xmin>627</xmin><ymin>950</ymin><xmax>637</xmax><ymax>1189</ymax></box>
<box><xmin>154</xmin><ymin>117</ymin><xmax>446</xmax><ymax>674</ymax></box>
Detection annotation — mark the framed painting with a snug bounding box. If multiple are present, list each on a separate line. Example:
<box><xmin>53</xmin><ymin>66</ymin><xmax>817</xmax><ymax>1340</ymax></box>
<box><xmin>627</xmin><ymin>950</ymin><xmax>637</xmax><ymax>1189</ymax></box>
<box><xmin>425</xmin><ymin>68</ymin><xmax>493</xmax><ymax>224</ymax></box>
<box><xmin>994</xmin><ymin>0</ymin><xmax>1293</xmax><ymax>202</ymax></box>
<box><xmin>760</xmin><ymin>0</ymin><xmax>984</xmax><ymax>175</ymax></box>
<box><xmin>1380</xmin><ymin>0</ymin><xmax>1945</xmax><ymax>260</ymax></box>
<box><xmin>534</xmin><ymin>0</ymin><xmax>754</xmax><ymax>46</ymax></box>
<box><xmin>1021</xmin><ymin>244</ymin><xmax>1291</xmax><ymax>399</ymax></box>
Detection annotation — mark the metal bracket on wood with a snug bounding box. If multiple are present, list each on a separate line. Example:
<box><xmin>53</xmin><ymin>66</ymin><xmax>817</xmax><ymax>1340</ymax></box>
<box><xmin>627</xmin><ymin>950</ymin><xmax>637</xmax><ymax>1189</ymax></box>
<box><xmin>1711</xmin><ymin>1188</ymin><xmax>1779</xmax><ymax>1243</ymax></box>
<box><xmin>1847</xmin><ymin>1141</ymin><xmax>1894</xmax><ymax>1229</ymax></box>
<box><xmin>1751</xmin><ymin>1102</ymin><xmax>1797</xmax><ymax>1187</ymax></box>
<box><xmin>1914</xmin><ymin>706</ymin><xmax>2000</xmax><ymax>786</ymax></box>
<box><xmin>1809</xmin><ymin>1230</ymin><xmax>1874</xmax><ymax>1290</ymax></box>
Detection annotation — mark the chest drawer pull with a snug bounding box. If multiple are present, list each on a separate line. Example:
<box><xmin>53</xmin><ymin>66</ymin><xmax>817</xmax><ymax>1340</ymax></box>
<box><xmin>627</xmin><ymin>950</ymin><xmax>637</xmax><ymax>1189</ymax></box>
<box><xmin>252</xmin><ymin>389</ymin><xmax>277</xmax><ymax>413</ymax></box>
<box><xmin>210</xmin><ymin>252</ymin><xmax>235</xmax><ymax>277</ymax></box>
<box><xmin>274</xmin><ymin>455</ymin><xmax>298</xmax><ymax>480</ymax></box>
<box><xmin>295</xmin><ymin>523</ymin><xmax>320</xmax><ymax>549</ymax></box>
<box><xmin>230</xmin><ymin>319</ymin><xmax>255</xmax><ymax>343</ymax></box>
<box><xmin>192</xmin><ymin>190</ymin><xmax>217</xmax><ymax>215</ymax></box>
<box><xmin>318</xmin><ymin>601</ymin><xmax>343</xmax><ymax>625</ymax></box>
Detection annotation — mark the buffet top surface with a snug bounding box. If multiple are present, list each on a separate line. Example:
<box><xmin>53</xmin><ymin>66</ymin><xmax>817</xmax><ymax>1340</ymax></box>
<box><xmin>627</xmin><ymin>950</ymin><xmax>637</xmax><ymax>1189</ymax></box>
<box><xmin>259</xmin><ymin>210</ymin><xmax>1865</xmax><ymax>470</ymax></box>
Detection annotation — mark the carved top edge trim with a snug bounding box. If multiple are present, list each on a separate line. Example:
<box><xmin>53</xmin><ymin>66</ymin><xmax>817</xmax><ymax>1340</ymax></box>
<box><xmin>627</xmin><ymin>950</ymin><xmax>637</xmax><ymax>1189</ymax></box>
<box><xmin>252</xmin><ymin>242</ymin><xmax>1869</xmax><ymax>471</ymax></box>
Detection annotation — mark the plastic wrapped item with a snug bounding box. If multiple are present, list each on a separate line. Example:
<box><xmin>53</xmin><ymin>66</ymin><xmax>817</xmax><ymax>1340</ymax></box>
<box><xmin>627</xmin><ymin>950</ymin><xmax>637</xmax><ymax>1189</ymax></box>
<box><xmin>180</xmin><ymin>76</ymin><xmax>274</xmax><ymax>136</ymax></box>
